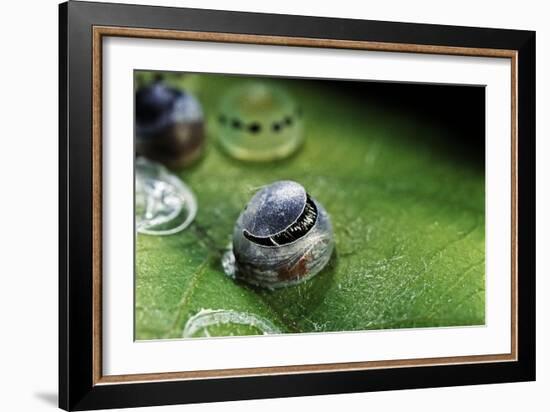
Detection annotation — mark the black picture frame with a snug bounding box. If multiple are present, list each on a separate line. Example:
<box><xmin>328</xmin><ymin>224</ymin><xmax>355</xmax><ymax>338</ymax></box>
<box><xmin>59</xmin><ymin>1</ymin><xmax>536</xmax><ymax>410</ymax></box>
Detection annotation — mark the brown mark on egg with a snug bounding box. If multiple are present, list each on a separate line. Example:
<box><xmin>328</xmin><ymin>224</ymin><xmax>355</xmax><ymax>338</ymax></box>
<box><xmin>277</xmin><ymin>252</ymin><xmax>312</xmax><ymax>281</ymax></box>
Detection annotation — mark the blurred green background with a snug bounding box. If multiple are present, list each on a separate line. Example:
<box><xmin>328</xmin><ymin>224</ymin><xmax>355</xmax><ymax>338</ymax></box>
<box><xmin>135</xmin><ymin>71</ymin><xmax>485</xmax><ymax>340</ymax></box>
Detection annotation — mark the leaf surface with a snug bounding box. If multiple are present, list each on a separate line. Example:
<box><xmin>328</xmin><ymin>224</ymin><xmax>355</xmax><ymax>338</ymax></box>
<box><xmin>135</xmin><ymin>74</ymin><xmax>485</xmax><ymax>340</ymax></box>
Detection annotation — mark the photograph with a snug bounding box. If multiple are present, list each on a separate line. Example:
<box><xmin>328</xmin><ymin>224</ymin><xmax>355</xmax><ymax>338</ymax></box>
<box><xmin>56</xmin><ymin>2</ymin><xmax>536</xmax><ymax>409</ymax></box>
<box><xmin>134</xmin><ymin>70</ymin><xmax>486</xmax><ymax>341</ymax></box>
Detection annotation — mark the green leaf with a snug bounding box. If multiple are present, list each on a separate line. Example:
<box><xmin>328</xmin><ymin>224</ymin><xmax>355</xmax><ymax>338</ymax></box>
<box><xmin>135</xmin><ymin>74</ymin><xmax>485</xmax><ymax>340</ymax></box>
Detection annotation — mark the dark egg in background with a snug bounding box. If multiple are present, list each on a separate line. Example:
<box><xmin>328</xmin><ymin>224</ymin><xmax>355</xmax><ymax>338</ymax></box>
<box><xmin>135</xmin><ymin>78</ymin><xmax>205</xmax><ymax>169</ymax></box>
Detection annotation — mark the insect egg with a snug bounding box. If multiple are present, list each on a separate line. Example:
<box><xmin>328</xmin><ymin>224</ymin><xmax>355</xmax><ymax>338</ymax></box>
<box><xmin>231</xmin><ymin>180</ymin><xmax>334</xmax><ymax>289</ymax></box>
<box><xmin>135</xmin><ymin>157</ymin><xmax>197</xmax><ymax>236</ymax></box>
<box><xmin>216</xmin><ymin>82</ymin><xmax>304</xmax><ymax>162</ymax></box>
<box><xmin>182</xmin><ymin>309</ymin><xmax>281</xmax><ymax>338</ymax></box>
<box><xmin>135</xmin><ymin>78</ymin><xmax>205</xmax><ymax>169</ymax></box>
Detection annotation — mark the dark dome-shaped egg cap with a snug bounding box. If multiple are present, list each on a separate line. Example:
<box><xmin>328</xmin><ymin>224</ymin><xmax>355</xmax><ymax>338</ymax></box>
<box><xmin>136</xmin><ymin>82</ymin><xmax>183</xmax><ymax>135</ymax></box>
<box><xmin>241</xmin><ymin>180</ymin><xmax>307</xmax><ymax>238</ymax></box>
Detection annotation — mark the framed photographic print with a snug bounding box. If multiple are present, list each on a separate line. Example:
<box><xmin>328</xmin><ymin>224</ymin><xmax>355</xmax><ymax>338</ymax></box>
<box><xmin>59</xmin><ymin>1</ymin><xmax>536</xmax><ymax>410</ymax></box>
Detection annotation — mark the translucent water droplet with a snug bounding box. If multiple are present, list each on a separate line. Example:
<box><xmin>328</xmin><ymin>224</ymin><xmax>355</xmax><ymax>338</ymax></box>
<box><xmin>135</xmin><ymin>157</ymin><xmax>197</xmax><ymax>235</ymax></box>
<box><xmin>183</xmin><ymin>309</ymin><xmax>281</xmax><ymax>338</ymax></box>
